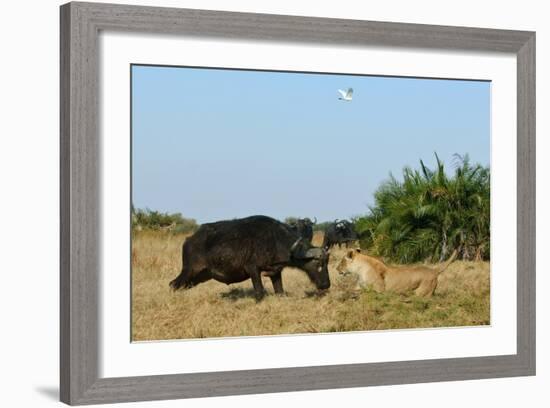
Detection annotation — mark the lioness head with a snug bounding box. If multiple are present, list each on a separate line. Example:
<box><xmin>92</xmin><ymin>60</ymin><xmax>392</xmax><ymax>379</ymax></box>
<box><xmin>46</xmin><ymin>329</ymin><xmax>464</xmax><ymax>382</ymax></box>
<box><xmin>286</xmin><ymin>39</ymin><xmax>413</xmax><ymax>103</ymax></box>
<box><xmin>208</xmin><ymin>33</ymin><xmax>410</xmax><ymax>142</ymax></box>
<box><xmin>336</xmin><ymin>249</ymin><xmax>361</xmax><ymax>276</ymax></box>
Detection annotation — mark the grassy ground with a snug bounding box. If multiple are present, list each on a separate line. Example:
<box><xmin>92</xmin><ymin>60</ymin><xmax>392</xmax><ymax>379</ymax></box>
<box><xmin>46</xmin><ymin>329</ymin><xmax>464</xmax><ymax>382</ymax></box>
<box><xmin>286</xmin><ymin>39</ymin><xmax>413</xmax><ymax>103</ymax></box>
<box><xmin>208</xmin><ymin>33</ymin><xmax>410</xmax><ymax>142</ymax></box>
<box><xmin>131</xmin><ymin>230</ymin><xmax>490</xmax><ymax>341</ymax></box>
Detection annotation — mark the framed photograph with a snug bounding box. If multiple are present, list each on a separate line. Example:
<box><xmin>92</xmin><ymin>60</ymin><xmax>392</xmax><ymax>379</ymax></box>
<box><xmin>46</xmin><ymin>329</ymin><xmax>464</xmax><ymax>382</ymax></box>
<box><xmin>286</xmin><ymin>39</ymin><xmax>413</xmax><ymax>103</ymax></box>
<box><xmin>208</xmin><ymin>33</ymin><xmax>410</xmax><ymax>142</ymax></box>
<box><xmin>60</xmin><ymin>1</ymin><xmax>535</xmax><ymax>405</ymax></box>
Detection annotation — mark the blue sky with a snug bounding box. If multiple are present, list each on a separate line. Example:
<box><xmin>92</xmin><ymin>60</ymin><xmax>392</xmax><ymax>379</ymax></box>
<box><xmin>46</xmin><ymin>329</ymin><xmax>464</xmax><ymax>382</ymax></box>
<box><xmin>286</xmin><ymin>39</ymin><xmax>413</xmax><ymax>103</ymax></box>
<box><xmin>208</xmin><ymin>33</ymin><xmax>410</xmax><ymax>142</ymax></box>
<box><xmin>132</xmin><ymin>65</ymin><xmax>490</xmax><ymax>224</ymax></box>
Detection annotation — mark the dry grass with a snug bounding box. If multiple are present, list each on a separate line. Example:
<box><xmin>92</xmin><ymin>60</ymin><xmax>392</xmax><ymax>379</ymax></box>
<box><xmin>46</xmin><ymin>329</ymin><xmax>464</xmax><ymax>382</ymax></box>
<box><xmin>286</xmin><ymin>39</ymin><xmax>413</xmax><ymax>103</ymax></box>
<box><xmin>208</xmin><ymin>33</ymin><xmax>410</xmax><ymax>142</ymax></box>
<box><xmin>132</xmin><ymin>230</ymin><xmax>490</xmax><ymax>341</ymax></box>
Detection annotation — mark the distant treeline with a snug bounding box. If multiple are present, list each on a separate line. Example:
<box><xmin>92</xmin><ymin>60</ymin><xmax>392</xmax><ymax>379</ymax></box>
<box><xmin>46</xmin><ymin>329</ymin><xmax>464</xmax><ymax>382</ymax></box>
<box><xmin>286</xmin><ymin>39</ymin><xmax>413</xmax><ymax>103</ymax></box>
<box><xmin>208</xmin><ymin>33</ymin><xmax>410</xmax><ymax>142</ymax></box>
<box><xmin>131</xmin><ymin>207</ymin><xmax>198</xmax><ymax>234</ymax></box>
<box><xmin>354</xmin><ymin>154</ymin><xmax>490</xmax><ymax>263</ymax></box>
<box><xmin>133</xmin><ymin>153</ymin><xmax>489</xmax><ymax>262</ymax></box>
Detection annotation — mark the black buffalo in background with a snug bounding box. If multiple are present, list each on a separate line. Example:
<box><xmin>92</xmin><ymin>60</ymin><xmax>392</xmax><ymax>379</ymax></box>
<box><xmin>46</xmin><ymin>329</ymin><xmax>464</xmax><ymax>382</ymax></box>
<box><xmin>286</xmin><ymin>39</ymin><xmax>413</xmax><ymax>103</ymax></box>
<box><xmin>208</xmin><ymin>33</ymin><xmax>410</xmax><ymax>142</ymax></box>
<box><xmin>286</xmin><ymin>217</ymin><xmax>316</xmax><ymax>243</ymax></box>
<box><xmin>322</xmin><ymin>219</ymin><xmax>358</xmax><ymax>249</ymax></box>
<box><xmin>169</xmin><ymin>215</ymin><xmax>330</xmax><ymax>300</ymax></box>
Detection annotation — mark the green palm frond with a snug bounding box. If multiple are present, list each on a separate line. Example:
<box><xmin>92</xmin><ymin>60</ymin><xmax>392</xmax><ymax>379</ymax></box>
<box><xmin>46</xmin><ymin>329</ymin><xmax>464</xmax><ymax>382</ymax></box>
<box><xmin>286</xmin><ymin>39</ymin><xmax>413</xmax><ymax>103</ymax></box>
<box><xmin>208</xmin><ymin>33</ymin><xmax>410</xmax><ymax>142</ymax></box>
<box><xmin>357</xmin><ymin>152</ymin><xmax>490</xmax><ymax>262</ymax></box>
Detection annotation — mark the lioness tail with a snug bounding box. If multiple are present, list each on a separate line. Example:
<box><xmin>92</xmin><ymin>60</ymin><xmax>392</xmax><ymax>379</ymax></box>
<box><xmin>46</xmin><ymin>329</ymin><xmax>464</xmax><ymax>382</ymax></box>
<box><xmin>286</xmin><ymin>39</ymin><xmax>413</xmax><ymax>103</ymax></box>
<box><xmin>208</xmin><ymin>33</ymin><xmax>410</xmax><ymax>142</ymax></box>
<box><xmin>438</xmin><ymin>250</ymin><xmax>458</xmax><ymax>274</ymax></box>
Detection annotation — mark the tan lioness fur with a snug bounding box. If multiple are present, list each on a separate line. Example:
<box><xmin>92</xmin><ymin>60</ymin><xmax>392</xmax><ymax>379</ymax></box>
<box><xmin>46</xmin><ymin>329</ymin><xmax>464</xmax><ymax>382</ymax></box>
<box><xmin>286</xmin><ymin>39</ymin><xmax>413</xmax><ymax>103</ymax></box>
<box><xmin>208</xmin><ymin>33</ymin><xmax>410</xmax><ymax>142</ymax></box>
<box><xmin>336</xmin><ymin>249</ymin><xmax>458</xmax><ymax>297</ymax></box>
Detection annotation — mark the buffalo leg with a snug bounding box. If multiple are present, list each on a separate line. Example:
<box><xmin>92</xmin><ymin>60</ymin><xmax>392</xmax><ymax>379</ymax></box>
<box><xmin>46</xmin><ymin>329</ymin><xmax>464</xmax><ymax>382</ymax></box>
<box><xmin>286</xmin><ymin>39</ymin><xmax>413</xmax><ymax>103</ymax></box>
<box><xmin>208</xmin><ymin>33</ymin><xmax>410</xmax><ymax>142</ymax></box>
<box><xmin>188</xmin><ymin>269</ymin><xmax>212</xmax><ymax>287</ymax></box>
<box><xmin>170</xmin><ymin>268</ymin><xmax>210</xmax><ymax>290</ymax></box>
<box><xmin>169</xmin><ymin>270</ymin><xmax>189</xmax><ymax>290</ymax></box>
<box><xmin>270</xmin><ymin>269</ymin><xmax>284</xmax><ymax>295</ymax></box>
<box><xmin>247</xmin><ymin>266</ymin><xmax>266</xmax><ymax>301</ymax></box>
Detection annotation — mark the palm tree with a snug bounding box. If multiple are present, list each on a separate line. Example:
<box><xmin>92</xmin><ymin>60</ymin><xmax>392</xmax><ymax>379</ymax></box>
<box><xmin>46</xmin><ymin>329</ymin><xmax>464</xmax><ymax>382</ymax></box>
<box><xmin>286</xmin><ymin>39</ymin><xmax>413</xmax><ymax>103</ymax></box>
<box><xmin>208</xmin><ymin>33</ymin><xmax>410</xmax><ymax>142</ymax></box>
<box><xmin>355</xmin><ymin>153</ymin><xmax>490</xmax><ymax>263</ymax></box>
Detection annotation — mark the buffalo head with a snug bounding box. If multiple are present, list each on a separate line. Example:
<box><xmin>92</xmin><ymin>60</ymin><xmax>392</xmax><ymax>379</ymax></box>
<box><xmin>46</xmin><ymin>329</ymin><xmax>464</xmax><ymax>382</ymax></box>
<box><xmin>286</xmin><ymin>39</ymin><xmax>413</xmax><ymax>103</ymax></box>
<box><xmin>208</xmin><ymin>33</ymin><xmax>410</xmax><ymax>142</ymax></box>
<box><xmin>290</xmin><ymin>238</ymin><xmax>330</xmax><ymax>290</ymax></box>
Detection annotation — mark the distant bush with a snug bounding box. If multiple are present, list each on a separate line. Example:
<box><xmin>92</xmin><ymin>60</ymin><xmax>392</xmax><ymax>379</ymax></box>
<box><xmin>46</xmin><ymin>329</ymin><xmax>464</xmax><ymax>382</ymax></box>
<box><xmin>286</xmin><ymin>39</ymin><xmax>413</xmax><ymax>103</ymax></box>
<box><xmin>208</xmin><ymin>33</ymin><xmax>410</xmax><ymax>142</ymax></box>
<box><xmin>312</xmin><ymin>221</ymin><xmax>333</xmax><ymax>232</ymax></box>
<box><xmin>283</xmin><ymin>217</ymin><xmax>299</xmax><ymax>225</ymax></box>
<box><xmin>131</xmin><ymin>207</ymin><xmax>199</xmax><ymax>233</ymax></box>
<box><xmin>354</xmin><ymin>154</ymin><xmax>490</xmax><ymax>263</ymax></box>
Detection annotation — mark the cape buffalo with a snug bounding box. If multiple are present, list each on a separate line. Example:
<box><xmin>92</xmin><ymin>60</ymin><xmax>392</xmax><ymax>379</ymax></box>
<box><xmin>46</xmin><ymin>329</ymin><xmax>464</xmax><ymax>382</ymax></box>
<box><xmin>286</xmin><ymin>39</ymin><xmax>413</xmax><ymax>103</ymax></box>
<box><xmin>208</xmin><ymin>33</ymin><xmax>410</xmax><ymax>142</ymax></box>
<box><xmin>169</xmin><ymin>215</ymin><xmax>330</xmax><ymax>300</ymax></box>
<box><xmin>286</xmin><ymin>217</ymin><xmax>316</xmax><ymax>243</ymax></box>
<box><xmin>322</xmin><ymin>219</ymin><xmax>358</xmax><ymax>249</ymax></box>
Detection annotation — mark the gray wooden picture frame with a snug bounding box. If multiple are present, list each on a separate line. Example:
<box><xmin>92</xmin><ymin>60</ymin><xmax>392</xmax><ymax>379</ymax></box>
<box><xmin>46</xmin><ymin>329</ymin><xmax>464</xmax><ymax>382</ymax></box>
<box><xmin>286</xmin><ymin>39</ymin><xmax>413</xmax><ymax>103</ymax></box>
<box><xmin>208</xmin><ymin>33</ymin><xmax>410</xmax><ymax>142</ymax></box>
<box><xmin>60</xmin><ymin>1</ymin><xmax>536</xmax><ymax>405</ymax></box>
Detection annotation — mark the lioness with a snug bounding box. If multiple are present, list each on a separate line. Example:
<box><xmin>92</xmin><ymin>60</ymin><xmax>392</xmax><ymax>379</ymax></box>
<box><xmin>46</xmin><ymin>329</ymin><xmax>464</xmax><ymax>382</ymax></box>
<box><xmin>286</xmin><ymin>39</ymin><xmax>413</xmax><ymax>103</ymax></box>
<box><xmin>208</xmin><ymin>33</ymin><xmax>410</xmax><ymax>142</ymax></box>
<box><xmin>336</xmin><ymin>249</ymin><xmax>458</xmax><ymax>297</ymax></box>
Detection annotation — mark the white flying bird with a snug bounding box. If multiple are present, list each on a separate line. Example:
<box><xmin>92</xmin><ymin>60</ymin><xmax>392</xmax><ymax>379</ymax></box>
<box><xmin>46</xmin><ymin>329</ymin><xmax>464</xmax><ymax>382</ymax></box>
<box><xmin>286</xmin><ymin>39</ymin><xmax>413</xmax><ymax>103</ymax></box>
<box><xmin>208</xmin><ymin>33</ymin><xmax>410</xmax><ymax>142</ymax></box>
<box><xmin>338</xmin><ymin>87</ymin><xmax>353</xmax><ymax>101</ymax></box>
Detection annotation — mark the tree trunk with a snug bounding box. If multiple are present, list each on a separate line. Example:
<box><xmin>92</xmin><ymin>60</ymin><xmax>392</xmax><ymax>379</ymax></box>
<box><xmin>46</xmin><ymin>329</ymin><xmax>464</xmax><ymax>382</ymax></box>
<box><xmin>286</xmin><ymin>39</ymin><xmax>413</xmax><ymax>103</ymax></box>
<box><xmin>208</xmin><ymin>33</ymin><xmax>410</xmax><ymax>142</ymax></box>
<box><xmin>439</xmin><ymin>230</ymin><xmax>448</xmax><ymax>262</ymax></box>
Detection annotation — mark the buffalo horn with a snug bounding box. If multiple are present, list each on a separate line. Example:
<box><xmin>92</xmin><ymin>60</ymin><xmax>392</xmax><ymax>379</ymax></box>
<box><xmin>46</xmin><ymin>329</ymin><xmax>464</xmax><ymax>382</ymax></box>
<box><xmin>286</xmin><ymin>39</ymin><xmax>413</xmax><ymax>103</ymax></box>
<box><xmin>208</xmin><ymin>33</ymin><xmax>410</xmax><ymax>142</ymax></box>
<box><xmin>290</xmin><ymin>238</ymin><xmax>303</xmax><ymax>252</ymax></box>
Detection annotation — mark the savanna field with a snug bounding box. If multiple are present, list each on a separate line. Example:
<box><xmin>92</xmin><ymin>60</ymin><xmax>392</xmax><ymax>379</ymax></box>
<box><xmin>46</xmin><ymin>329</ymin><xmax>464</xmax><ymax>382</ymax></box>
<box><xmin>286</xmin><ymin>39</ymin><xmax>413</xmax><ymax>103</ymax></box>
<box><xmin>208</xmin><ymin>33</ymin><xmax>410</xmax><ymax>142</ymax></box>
<box><xmin>131</xmin><ymin>230</ymin><xmax>490</xmax><ymax>341</ymax></box>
